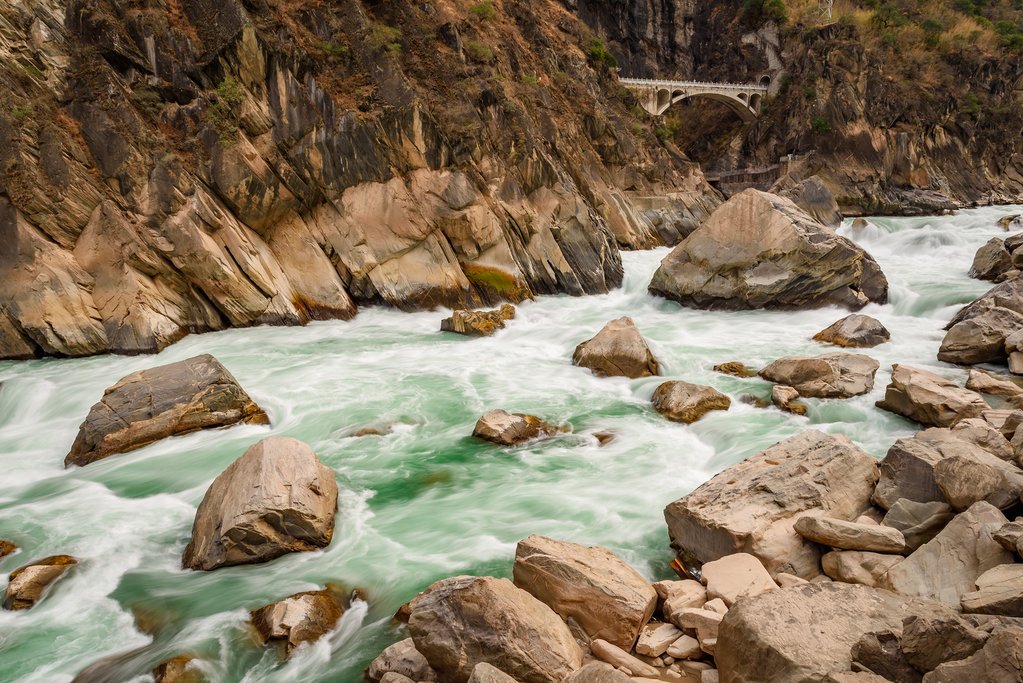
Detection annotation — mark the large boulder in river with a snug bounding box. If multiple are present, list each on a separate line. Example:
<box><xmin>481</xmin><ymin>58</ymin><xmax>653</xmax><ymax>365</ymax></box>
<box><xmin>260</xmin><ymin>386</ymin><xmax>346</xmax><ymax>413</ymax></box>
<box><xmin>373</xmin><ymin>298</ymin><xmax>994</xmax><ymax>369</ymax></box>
<box><xmin>440</xmin><ymin>305</ymin><xmax>516</xmax><ymax>337</ymax></box>
<box><xmin>970</xmin><ymin>238</ymin><xmax>1013</xmax><ymax>281</ymax></box>
<box><xmin>875</xmin><ymin>364</ymin><xmax>988</xmax><ymax>427</ymax></box>
<box><xmin>3</xmin><ymin>554</ymin><xmax>77</xmax><ymax>610</ymax></box>
<box><xmin>250</xmin><ymin>588</ymin><xmax>344</xmax><ymax>656</ymax></box>
<box><xmin>512</xmin><ymin>535</ymin><xmax>656</xmax><ymax>650</ymax></box>
<box><xmin>939</xmin><ymin>277</ymin><xmax>1023</xmax><ymax>365</ymax></box>
<box><xmin>472</xmin><ymin>409</ymin><xmax>562</xmax><ymax>446</ymax></box>
<box><xmin>182</xmin><ymin>437</ymin><xmax>338</xmax><ymax>571</ymax></box>
<box><xmin>572</xmin><ymin>317</ymin><xmax>660</xmax><ymax>378</ymax></box>
<box><xmin>813</xmin><ymin>314</ymin><xmax>890</xmax><ymax>348</ymax></box>
<box><xmin>648</xmin><ymin>189</ymin><xmax>888</xmax><ymax>311</ymax></box>
<box><xmin>759</xmin><ymin>352</ymin><xmax>879</xmax><ymax>398</ymax></box>
<box><xmin>65</xmin><ymin>354</ymin><xmax>269</xmax><ymax>467</ymax></box>
<box><xmin>716</xmin><ymin>582</ymin><xmax>956</xmax><ymax>683</ymax></box>
<box><xmin>664</xmin><ymin>430</ymin><xmax>879</xmax><ymax>578</ymax></box>
<box><xmin>408</xmin><ymin>575</ymin><xmax>583</xmax><ymax>683</ymax></box>
<box><xmin>651</xmin><ymin>380</ymin><xmax>731</xmax><ymax>423</ymax></box>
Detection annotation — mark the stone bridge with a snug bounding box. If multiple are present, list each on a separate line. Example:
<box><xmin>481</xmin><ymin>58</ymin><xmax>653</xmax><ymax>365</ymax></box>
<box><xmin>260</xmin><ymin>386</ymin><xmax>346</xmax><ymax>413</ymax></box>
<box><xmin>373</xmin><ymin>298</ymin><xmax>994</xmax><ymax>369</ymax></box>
<box><xmin>620</xmin><ymin>78</ymin><xmax>770</xmax><ymax>121</ymax></box>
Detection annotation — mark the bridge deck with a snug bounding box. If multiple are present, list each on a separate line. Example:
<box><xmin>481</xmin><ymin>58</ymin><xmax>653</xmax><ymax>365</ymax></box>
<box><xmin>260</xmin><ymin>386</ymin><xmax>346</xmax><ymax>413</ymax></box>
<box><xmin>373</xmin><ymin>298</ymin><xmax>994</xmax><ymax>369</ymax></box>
<box><xmin>619</xmin><ymin>78</ymin><xmax>769</xmax><ymax>93</ymax></box>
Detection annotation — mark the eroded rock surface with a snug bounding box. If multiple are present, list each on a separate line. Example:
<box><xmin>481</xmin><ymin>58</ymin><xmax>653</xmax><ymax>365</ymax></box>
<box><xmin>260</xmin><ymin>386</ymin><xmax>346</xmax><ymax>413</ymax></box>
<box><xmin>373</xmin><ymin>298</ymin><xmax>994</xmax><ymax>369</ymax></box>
<box><xmin>3</xmin><ymin>554</ymin><xmax>77</xmax><ymax>610</ymax></box>
<box><xmin>572</xmin><ymin>317</ymin><xmax>660</xmax><ymax>379</ymax></box>
<box><xmin>651</xmin><ymin>381</ymin><xmax>731</xmax><ymax>424</ymax></box>
<box><xmin>759</xmin><ymin>353</ymin><xmax>879</xmax><ymax>398</ymax></box>
<box><xmin>813</xmin><ymin>314</ymin><xmax>890</xmax><ymax>348</ymax></box>
<box><xmin>441</xmin><ymin>305</ymin><xmax>516</xmax><ymax>337</ymax></box>
<box><xmin>876</xmin><ymin>364</ymin><xmax>988</xmax><ymax>427</ymax></box>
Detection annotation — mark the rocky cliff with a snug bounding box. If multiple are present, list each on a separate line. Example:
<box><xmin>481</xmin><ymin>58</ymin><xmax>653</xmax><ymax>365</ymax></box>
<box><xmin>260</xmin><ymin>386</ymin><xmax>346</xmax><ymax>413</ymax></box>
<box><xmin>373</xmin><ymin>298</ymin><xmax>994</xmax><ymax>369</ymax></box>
<box><xmin>0</xmin><ymin>0</ymin><xmax>717</xmax><ymax>359</ymax></box>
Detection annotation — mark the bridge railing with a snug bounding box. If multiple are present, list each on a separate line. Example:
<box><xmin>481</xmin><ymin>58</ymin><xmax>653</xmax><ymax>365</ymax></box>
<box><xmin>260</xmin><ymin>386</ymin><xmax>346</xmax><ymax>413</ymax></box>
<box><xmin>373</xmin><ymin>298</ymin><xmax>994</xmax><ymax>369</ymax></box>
<box><xmin>619</xmin><ymin>77</ymin><xmax>769</xmax><ymax>92</ymax></box>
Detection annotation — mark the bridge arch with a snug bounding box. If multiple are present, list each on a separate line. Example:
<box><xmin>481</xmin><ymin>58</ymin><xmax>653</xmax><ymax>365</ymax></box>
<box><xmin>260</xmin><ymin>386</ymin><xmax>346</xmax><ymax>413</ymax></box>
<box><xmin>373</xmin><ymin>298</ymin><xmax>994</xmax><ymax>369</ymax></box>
<box><xmin>620</xmin><ymin>78</ymin><xmax>768</xmax><ymax>121</ymax></box>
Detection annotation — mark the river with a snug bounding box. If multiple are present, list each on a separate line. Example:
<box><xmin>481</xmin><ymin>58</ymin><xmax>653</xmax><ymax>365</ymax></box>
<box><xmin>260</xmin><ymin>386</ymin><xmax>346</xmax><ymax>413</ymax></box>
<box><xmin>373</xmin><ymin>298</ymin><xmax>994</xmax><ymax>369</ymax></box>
<box><xmin>0</xmin><ymin>204</ymin><xmax>1018</xmax><ymax>682</ymax></box>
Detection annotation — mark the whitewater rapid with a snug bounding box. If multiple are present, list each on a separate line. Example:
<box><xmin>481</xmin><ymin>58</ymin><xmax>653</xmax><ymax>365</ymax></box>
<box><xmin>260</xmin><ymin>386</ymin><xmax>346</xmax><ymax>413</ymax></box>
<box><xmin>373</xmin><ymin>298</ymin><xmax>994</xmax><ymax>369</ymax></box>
<box><xmin>0</xmin><ymin>205</ymin><xmax>1018</xmax><ymax>682</ymax></box>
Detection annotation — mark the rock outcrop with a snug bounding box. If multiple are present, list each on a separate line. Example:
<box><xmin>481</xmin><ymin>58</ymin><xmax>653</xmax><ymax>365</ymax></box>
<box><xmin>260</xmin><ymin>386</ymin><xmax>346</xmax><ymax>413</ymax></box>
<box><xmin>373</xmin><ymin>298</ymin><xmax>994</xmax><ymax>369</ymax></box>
<box><xmin>664</xmin><ymin>430</ymin><xmax>879</xmax><ymax>578</ymax></box>
<box><xmin>875</xmin><ymin>364</ymin><xmax>988</xmax><ymax>427</ymax></box>
<box><xmin>939</xmin><ymin>278</ymin><xmax>1023</xmax><ymax>366</ymax></box>
<box><xmin>182</xmin><ymin>437</ymin><xmax>338</xmax><ymax>571</ymax></box>
<box><xmin>572</xmin><ymin>317</ymin><xmax>660</xmax><ymax>379</ymax></box>
<box><xmin>813</xmin><ymin>315</ymin><xmax>890</xmax><ymax>348</ymax></box>
<box><xmin>407</xmin><ymin>576</ymin><xmax>582</xmax><ymax>683</ymax></box>
<box><xmin>472</xmin><ymin>410</ymin><xmax>562</xmax><ymax>446</ymax></box>
<box><xmin>65</xmin><ymin>354</ymin><xmax>268</xmax><ymax>467</ymax></box>
<box><xmin>3</xmin><ymin>554</ymin><xmax>77</xmax><ymax>610</ymax></box>
<box><xmin>512</xmin><ymin>535</ymin><xmax>656</xmax><ymax>650</ymax></box>
<box><xmin>250</xmin><ymin>588</ymin><xmax>345</xmax><ymax>656</ymax></box>
<box><xmin>759</xmin><ymin>353</ymin><xmax>879</xmax><ymax>398</ymax></box>
<box><xmin>651</xmin><ymin>381</ymin><xmax>731</xmax><ymax>423</ymax></box>
<box><xmin>440</xmin><ymin>305</ymin><xmax>516</xmax><ymax>337</ymax></box>
<box><xmin>648</xmin><ymin>190</ymin><xmax>888</xmax><ymax>311</ymax></box>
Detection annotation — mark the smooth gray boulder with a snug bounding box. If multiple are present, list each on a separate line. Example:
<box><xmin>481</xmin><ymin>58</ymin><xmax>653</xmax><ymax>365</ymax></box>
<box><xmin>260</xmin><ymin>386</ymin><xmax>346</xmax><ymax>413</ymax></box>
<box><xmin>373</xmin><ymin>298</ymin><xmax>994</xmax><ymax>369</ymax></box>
<box><xmin>939</xmin><ymin>278</ymin><xmax>1023</xmax><ymax>366</ymax></box>
<box><xmin>572</xmin><ymin>317</ymin><xmax>660</xmax><ymax>379</ymax></box>
<box><xmin>876</xmin><ymin>364</ymin><xmax>988</xmax><ymax>428</ymax></box>
<box><xmin>664</xmin><ymin>430</ymin><xmax>879</xmax><ymax>578</ymax></box>
<box><xmin>649</xmin><ymin>189</ymin><xmax>888</xmax><ymax>311</ymax></box>
<box><xmin>759</xmin><ymin>353</ymin><xmax>879</xmax><ymax>398</ymax></box>
<box><xmin>66</xmin><ymin>354</ymin><xmax>269</xmax><ymax>467</ymax></box>
<box><xmin>182</xmin><ymin>437</ymin><xmax>338</xmax><ymax>571</ymax></box>
<box><xmin>969</xmin><ymin>238</ymin><xmax>1012</xmax><ymax>281</ymax></box>
<box><xmin>881</xmin><ymin>499</ymin><xmax>955</xmax><ymax>553</ymax></box>
<box><xmin>813</xmin><ymin>314</ymin><xmax>890</xmax><ymax>348</ymax></box>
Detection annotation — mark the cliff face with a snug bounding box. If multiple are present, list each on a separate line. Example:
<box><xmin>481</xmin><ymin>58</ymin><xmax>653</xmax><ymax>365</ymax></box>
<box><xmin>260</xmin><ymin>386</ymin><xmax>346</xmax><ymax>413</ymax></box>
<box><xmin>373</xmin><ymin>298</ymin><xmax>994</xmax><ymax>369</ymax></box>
<box><xmin>0</xmin><ymin>0</ymin><xmax>716</xmax><ymax>359</ymax></box>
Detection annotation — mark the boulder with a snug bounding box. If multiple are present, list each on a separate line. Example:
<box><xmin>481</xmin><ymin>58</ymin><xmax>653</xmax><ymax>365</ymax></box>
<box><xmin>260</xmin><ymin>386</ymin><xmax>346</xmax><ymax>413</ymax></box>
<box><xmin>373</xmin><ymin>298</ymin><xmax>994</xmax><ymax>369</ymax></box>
<box><xmin>965</xmin><ymin>369</ymin><xmax>1023</xmax><ymax>402</ymax></box>
<box><xmin>949</xmin><ymin>419</ymin><xmax>1014</xmax><ymax>461</ymax></box>
<box><xmin>368</xmin><ymin>638</ymin><xmax>438</xmax><ymax>682</ymax></box>
<box><xmin>441</xmin><ymin>305</ymin><xmax>516</xmax><ymax>337</ymax></box>
<box><xmin>562</xmin><ymin>662</ymin><xmax>631</xmax><ymax>683</ymax></box>
<box><xmin>852</xmin><ymin>630</ymin><xmax>920</xmax><ymax>683</ymax></box>
<box><xmin>882</xmin><ymin>501</ymin><xmax>1012</xmax><ymax>605</ymax></box>
<box><xmin>771</xmin><ymin>385</ymin><xmax>806</xmax><ymax>415</ymax></box>
<box><xmin>881</xmin><ymin>500</ymin><xmax>955</xmax><ymax>553</ymax></box>
<box><xmin>3</xmin><ymin>555</ymin><xmax>77</xmax><ymax>610</ymax></box>
<box><xmin>151</xmin><ymin>656</ymin><xmax>206</xmax><ymax>683</ymax></box>
<box><xmin>821</xmin><ymin>551</ymin><xmax>903</xmax><ymax>588</ymax></box>
<box><xmin>648</xmin><ymin>190</ymin><xmax>888</xmax><ymax>311</ymax></box>
<box><xmin>713</xmin><ymin>361</ymin><xmax>757</xmax><ymax>377</ymax></box>
<box><xmin>472</xmin><ymin>410</ymin><xmax>562</xmax><ymax>446</ymax></box>
<box><xmin>380</xmin><ymin>675</ymin><xmax>416</xmax><ymax>683</ymax></box>
<box><xmin>467</xmin><ymin>663</ymin><xmax>518</xmax><ymax>683</ymax></box>
<box><xmin>715</xmin><ymin>582</ymin><xmax>955</xmax><ymax>683</ymax></box>
<box><xmin>813</xmin><ymin>315</ymin><xmax>890</xmax><ymax>349</ymax></box>
<box><xmin>900</xmin><ymin>613</ymin><xmax>989</xmax><ymax>674</ymax></box>
<box><xmin>512</xmin><ymin>535</ymin><xmax>657</xmax><ymax>650</ymax></box>
<box><xmin>700</xmin><ymin>553</ymin><xmax>777</xmax><ymax>606</ymax></box>
<box><xmin>992</xmin><ymin>520</ymin><xmax>1023</xmax><ymax>554</ymax></box>
<box><xmin>572</xmin><ymin>317</ymin><xmax>660</xmax><ymax>379</ymax></box>
<box><xmin>759</xmin><ymin>353</ymin><xmax>879</xmax><ymax>398</ymax></box>
<box><xmin>998</xmin><ymin>215</ymin><xmax>1022</xmax><ymax>231</ymax></box>
<box><xmin>825</xmin><ymin>673</ymin><xmax>892</xmax><ymax>683</ymax></box>
<box><xmin>651</xmin><ymin>381</ymin><xmax>731</xmax><ymax>424</ymax></box>
<box><xmin>0</xmin><ymin>540</ymin><xmax>16</xmax><ymax>559</ymax></box>
<box><xmin>664</xmin><ymin>431</ymin><xmax>879</xmax><ymax>578</ymax></box>
<box><xmin>969</xmin><ymin>238</ymin><xmax>1012</xmax><ymax>281</ymax></box>
<box><xmin>661</xmin><ymin>580</ymin><xmax>708</xmax><ymax>625</ymax></box>
<box><xmin>250</xmin><ymin>588</ymin><xmax>344</xmax><ymax>656</ymax></box>
<box><xmin>588</xmin><ymin>641</ymin><xmax>659</xmax><ymax>677</ymax></box>
<box><xmin>635</xmin><ymin>622</ymin><xmax>684</xmax><ymax>657</ymax></box>
<box><xmin>794</xmin><ymin>516</ymin><xmax>906</xmax><ymax>553</ymax></box>
<box><xmin>408</xmin><ymin>576</ymin><xmax>582</xmax><ymax>683</ymax></box>
<box><xmin>960</xmin><ymin>564</ymin><xmax>1023</xmax><ymax>616</ymax></box>
<box><xmin>182</xmin><ymin>437</ymin><xmax>338</xmax><ymax>571</ymax></box>
<box><xmin>875</xmin><ymin>365</ymin><xmax>988</xmax><ymax>428</ymax></box>
<box><xmin>779</xmin><ymin>175</ymin><xmax>844</xmax><ymax>227</ymax></box>
<box><xmin>667</xmin><ymin>634</ymin><xmax>703</xmax><ymax>660</ymax></box>
<box><xmin>65</xmin><ymin>354</ymin><xmax>269</xmax><ymax>467</ymax></box>
<box><xmin>939</xmin><ymin>306</ymin><xmax>1023</xmax><ymax>365</ymax></box>
<box><xmin>922</xmin><ymin>626</ymin><xmax>1023</xmax><ymax>682</ymax></box>
<box><xmin>932</xmin><ymin>450</ymin><xmax>1023</xmax><ymax>510</ymax></box>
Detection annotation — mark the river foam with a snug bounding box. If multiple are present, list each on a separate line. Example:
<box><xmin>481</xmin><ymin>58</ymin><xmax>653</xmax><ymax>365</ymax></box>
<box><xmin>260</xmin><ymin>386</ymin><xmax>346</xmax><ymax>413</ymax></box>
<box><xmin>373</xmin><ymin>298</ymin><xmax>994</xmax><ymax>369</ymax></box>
<box><xmin>0</xmin><ymin>204</ymin><xmax>1019</xmax><ymax>681</ymax></box>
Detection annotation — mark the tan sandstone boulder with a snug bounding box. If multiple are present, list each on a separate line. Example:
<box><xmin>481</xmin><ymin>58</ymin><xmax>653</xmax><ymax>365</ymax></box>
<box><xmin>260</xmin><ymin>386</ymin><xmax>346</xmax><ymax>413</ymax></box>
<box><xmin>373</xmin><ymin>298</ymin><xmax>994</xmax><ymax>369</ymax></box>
<box><xmin>512</xmin><ymin>535</ymin><xmax>656</xmax><ymax>650</ymax></box>
<box><xmin>939</xmin><ymin>278</ymin><xmax>1023</xmax><ymax>366</ymax></box>
<box><xmin>813</xmin><ymin>314</ymin><xmax>890</xmax><ymax>348</ymax></box>
<box><xmin>664</xmin><ymin>430</ymin><xmax>879</xmax><ymax>578</ymax></box>
<box><xmin>472</xmin><ymin>410</ymin><xmax>563</xmax><ymax>446</ymax></box>
<box><xmin>250</xmin><ymin>588</ymin><xmax>344</xmax><ymax>656</ymax></box>
<box><xmin>572</xmin><ymin>317</ymin><xmax>660</xmax><ymax>378</ymax></box>
<box><xmin>441</xmin><ymin>305</ymin><xmax>516</xmax><ymax>337</ymax></box>
<box><xmin>152</xmin><ymin>656</ymin><xmax>206</xmax><ymax>683</ymax></box>
<box><xmin>875</xmin><ymin>364</ymin><xmax>988</xmax><ymax>428</ymax></box>
<box><xmin>648</xmin><ymin>190</ymin><xmax>888</xmax><ymax>311</ymax></box>
<box><xmin>367</xmin><ymin>638</ymin><xmax>438</xmax><ymax>682</ymax></box>
<box><xmin>960</xmin><ymin>564</ymin><xmax>1023</xmax><ymax>616</ymax></box>
<box><xmin>922</xmin><ymin>626</ymin><xmax>1023</xmax><ymax>682</ymax></box>
<box><xmin>3</xmin><ymin>554</ymin><xmax>77</xmax><ymax>610</ymax></box>
<box><xmin>182</xmin><ymin>437</ymin><xmax>338</xmax><ymax>571</ymax></box>
<box><xmin>408</xmin><ymin>576</ymin><xmax>582</xmax><ymax>683</ymax></box>
<box><xmin>652</xmin><ymin>381</ymin><xmax>731</xmax><ymax>423</ymax></box>
<box><xmin>66</xmin><ymin>354</ymin><xmax>269</xmax><ymax>467</ymax></box>
<box><xmin>793</xmin><ymin>516</ymin><xmax>906</xmax><ymax>553</ymax></box>
<box><xmin>821</xmin><ymin>551</ymin><xmax>903</xmax><ymax>588</ymax></box>
<box><xmin>759</xmin><ymin>353</ymin><xmax>880</xmax><ymax>398</ymax></box>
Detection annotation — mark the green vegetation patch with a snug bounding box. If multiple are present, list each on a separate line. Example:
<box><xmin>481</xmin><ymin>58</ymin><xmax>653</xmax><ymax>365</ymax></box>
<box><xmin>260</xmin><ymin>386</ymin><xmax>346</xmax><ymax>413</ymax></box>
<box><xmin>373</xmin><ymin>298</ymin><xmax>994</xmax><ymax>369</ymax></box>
<box><xmin>470</xmin><ymin>1</ymin><xmax>497</xmax><ymax>21</ymax></box>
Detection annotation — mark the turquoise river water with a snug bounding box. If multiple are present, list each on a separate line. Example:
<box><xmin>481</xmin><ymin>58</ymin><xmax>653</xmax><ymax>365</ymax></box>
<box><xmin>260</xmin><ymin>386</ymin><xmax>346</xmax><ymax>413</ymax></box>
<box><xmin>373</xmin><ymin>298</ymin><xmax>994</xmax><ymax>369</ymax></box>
<box><xmin>0</xmin><ymin>205</ymin><xmax>1019</xmax><ymax>682</ymax></box>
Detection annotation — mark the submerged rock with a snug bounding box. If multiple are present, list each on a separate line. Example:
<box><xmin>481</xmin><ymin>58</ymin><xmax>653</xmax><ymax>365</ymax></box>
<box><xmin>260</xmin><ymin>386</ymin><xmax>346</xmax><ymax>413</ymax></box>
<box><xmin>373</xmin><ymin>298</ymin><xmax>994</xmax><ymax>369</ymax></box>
<box><xmin>152</xmin><ymin>656</ymin><xmax>206</xmax><ymax>683</ymax></box>
<box><xmin>512</xmin><ymin>535</ymin><xmax>656</xmax><ymax>650</ymax></box>
<box><xmin>648</xmin><ymin>189</ymin><xmax>888</xmax><ymax>311</ymax></box>
<box><xmin>813</xmin><ymin>314</ymin><xmax>890</xmax><ymax>348</ymax></box>
<box><xmin>664</xmin><ymin>430</ymin><xmax>879</xmax><ymax>578</ymax></box>
<box><xmin>182</xmin><ymin>437</ymin><xmax>338</xmax><ymax>571</ymax></box>
<box><xmin>572</xmin><ymin>317</ymin><xmax>660</xmax><ymax>379</ymax></box>
<box><xmin>651</xmin><ymin>381</ymin><xmax>731</xmax><ymax>423</ymax></box>
<box><xmin>65</xmin><ymin>354</ymin><xmax>269</xmax><ymax>467</ymax></box>
<box><xmin>251</xmin><ymin>588</ymin><xmax>345</xmax><ymax>656</ymax></box>
<box><xmin>713</xmin><ymin>361</ymin><xmax>758</xmax><ymax>377</ymax></box>
<box><xmin>875</xmin><ymin>364</ymin><xmax>988</xmax><ymax>427</ymax></box>
<box><xmin>440</xmin><ymin>305</ymin><xmax>516</xmax><ymax>337</ymax></box>
<box><xmin>472</xmin><ymin>409</ymin><xmax>562</xmax><ymax>446</ymax></box>
<box><xmin>407</xmin><ymin>575</ymin><xmax>582</xmax><ymax>683</ymax></box>
<box><xmin>3</xmin><ymin>554</ymin><xmax>77</xmax><ymax>610</ymax></box>
<box><xmin>759</xmin><ymin>352</ymin><xmax>879</xmax><ymax>398</ymax></box>
<box><xmin>0</xmin><ymin>540</ymin><xmax>16</xmax><ymax>559</ymax></box>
